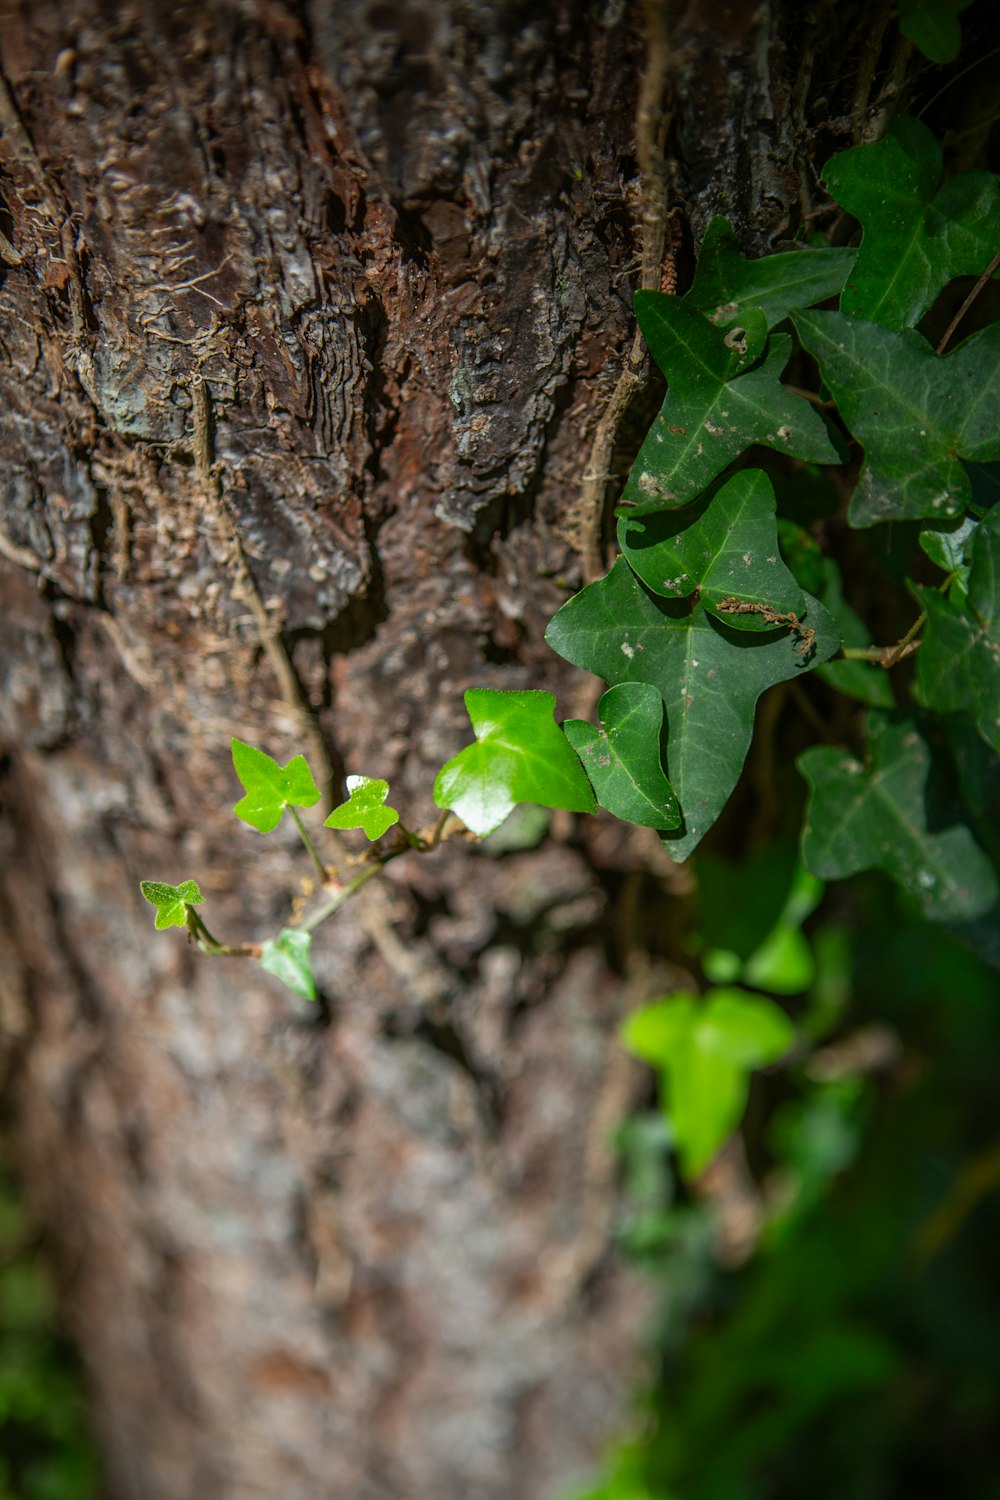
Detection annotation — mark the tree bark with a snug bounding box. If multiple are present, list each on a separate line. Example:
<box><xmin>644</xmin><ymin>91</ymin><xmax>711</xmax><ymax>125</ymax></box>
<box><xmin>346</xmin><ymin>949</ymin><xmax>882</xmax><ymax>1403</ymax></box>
<box><xmin>0</xmin><ymin>2</ymin><xmax>962</xmax><ymax>1497</ymax></box>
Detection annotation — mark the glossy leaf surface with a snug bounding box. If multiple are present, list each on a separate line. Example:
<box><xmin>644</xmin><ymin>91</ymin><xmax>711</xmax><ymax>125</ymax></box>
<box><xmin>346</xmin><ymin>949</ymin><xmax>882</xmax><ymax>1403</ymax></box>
<box><xmin>686</xmin><ymin>215</ymin><xmax>855</xmax><ymax>332</ymax></box>
<box><xmin>621</xmin><ymin>989</ymin><xmax>795</xmax><ymax>1177</ymax></box>
<box><xmin>231</xmin><ymin>738</ymin><xmax>320</xmax><ymax>833</ymax></box>
<box><xmin>324</xmin><ymin>776</ymin><xmax>400</xmax><ymax>839</ymax></box>
<box><xmin>433</xmin><ymin>689</ymin><xmax>596</xmax><ymax>837</ymax></box>
<box><xmin>260</xmin><ymin>928</ymin><xmax>317</xmax><ymax>1001</ymax></box>
<box><xmin>564</xmin><ymin>681</ymin><xmax>680</xmax><ymax>829</ymax></box>
<box><xmin>793</xmin><ymin>311</ymin><xmax>1000</xmax><ymax>527</ymax></box>
<box><xmin>140</xmin><ymin>879</ymin><xmax>204</xmax><ymax>931</ymax></box>
<box><xmin>916</xmin><ymin>506</ymin><xmax>1000</xmax><ymax>750</ymax></box>
<box><xmin>618</xmin><ymin>294</ymin><xmax>841</xmax><ymax>516</ymax></box>
<box><xmin>546</xmin><ymin>557</ymin><xmax>838</xmax><ymax>860</ymax></box>
<box><xmin>824</xmin><ymin>116</ymin><xmax>1000</xmax><ymax>328</ymax></box>
<box><xmin>799</xmin><ymin>712</ymin><xmax>998</xmax><ymax>922</ymax></box>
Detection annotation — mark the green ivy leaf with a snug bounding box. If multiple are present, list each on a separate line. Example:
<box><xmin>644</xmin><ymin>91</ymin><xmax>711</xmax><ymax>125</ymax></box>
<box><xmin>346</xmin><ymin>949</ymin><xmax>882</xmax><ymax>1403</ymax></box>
<box><xmin>793</xmin><ymin>311</ymin><xmax>1000</xmax><ymax>527</ymax></box>
<box><xmin>619</xmin><ymin>470</ymin><xmax>811</xmax><ymax>631</ymax></box>
<box><xmin>685</xmin><ymin>215</ymin><xmax>855</xmax><ymax>331</ymax></box>
<box><xmin>139</xmin><ymin>879</ymin><xmax>204</xmax><ymax>931</ymax></box>
<box><xmin>799</xmin><ymin>712</ymin><xmax>998</xmax><ymax>923</ymax></box>
<box><xmin>618</xmin><ymin>294</ymin><xmax>841</xmax><ymax>516</ymax></box>
<box><xmin>824</xmin><ymin>117</ymin><xmax>1000</xmax><ymax>329</ymax></box>
<box><xmin>433</xmin><ymin>689</ymin><xmax>597</xmax><ymax>837</ymax></box>
<box><xmin>564</xmin><ymin>681</ymin><xmax>680</xmax><ymax>829</ymax></box>
<box><xmin>546</xmin><ymin>555</ymin><xmax>838</xmax><ymax>861</ymax></box>
<box><xmin>621</xmin><ymin>988</ymin><xmax>795</xmax><ymax>1178</ymax></box>
<box><xmin>812</xmin><ymin>557</ymin><xmax>895</xmax><ymax>709</ymax></box>
<box><xmin>260</xmin><ymin>928</ymin><xmax>317</xmax><ymax>1001</ymax></box>
<box><xmin>897</xmin><ymin>0</ymin><xmax>971</xmax><ymax>64</ymax></box>
<box><xmin>231</xmin><ymin>738</ymin><xmax>320</xmax><ymax>833</ymax></box>
<box><xmin>919</xmin><ymin>514</ymin><xmax>978</xmax><ymax>585</ymax></box>
<box><xmin>324</xmin><ymin>776</ymin><xmax>400</xmax><ymax>839</ymax></box>
<box><xmin>916</xmin><ymin>506</ymin><xmax>1000</xmax><ymax>750</ymax></box>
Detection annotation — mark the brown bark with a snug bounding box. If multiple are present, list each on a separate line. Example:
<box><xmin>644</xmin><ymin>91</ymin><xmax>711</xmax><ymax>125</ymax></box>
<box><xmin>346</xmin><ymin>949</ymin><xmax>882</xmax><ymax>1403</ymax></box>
<box><xmin>0</xmin><ymin>2</ymin><xmax>952</xmax><ymax>1497</ymax></box>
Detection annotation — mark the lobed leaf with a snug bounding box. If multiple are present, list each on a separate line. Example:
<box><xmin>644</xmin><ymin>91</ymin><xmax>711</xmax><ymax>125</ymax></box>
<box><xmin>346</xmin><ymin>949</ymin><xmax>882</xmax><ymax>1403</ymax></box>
<box><xmin>621</xmin><ymin>988</ymin><xmax>795</xmax><ymax>1178</ymax></box>
<box><xmin>798</xmin><ymin>712</ymin><xmax>998</xmax><ymax>922</ymax></box>
<box><xmin>824</xmin><ymin>116</ymin><xmax>1000</xmax><ymax>329</ymax></box>
<box><xmin>546</xmin><ymin>554</ymin><xmax>839</xmax><ymax>861</ymax></box>
<box><xmin>324</xmin><ymin>776</ymin><xmax>400</xmax><ymax>840</ymax></box>
<box><xmin>140</xmin><ymin>879</ymin><xmax>204</xmax><ymax>931</ymax></box>
<box><xmin>564</xmin><ymin>681</ymin><xmax>680</xmax><ymax>829</ymax></box>
<box><xmin>260</xmin><ymin>928</ymin><xmax>317</xmax><ymax>1001</ymax></box>
<box><xmin>231</xmin><ymin>738</ymin><xmax>320</xmax><ymax>833</ymax></box>
<box><xmin>793</xmin><ymin>310</ymin><xmax>1000</xmax><ymax>527</ymax></box>
<box><xmin>916</xmin><ymin>505</ymin><xmax>1000</xmax><ymax>750</ymax></box>
<box><xmin>618</xmin><ymin>294</ymin><xmax>841</xmax><ymax>517</ymax></box>
<box><xmin>433</xmin><ymin>689</ymin><xmax>597</xmax><ymax>837</ymax></box>
<box><xmin>686</xmin><ymin>215</ymin><xmax>855</xmax><ymax>332</ymax></box>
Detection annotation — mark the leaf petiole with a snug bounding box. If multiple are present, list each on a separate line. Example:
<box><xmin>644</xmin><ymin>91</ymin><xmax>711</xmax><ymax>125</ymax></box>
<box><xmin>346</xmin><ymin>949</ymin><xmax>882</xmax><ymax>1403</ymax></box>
<box><xmin>289</xmin><ymin>806</ymin><xmax>328</xmax><ymax>883</ymax></box>
<box><xmin>185</xmin><ymin>906</ymin><xmax>260</xmax><ymax>959</ymax></box>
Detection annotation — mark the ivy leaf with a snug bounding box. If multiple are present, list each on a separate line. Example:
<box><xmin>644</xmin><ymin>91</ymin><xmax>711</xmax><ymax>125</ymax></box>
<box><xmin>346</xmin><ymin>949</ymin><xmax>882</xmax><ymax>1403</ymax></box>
<box><xmin>798</xmin><ymin>712</ymin><xmax>998</xmax><ymax>923</ymax></box>
<box><xmin>824</xmin><ymin>117</ymin><xmax>1000</xmax><ymax>329</ymax></box>
<box><xmin>564</xmin><ymin>681</ymin><xmax>680</xmax><ymax>829</ymax></box>
<box><xmin>231</xmin><ymin>738</ymin><xmax>320</xmax><ymax>833</ymax></box>
<box><xmin>618</xmin><ymin>294</ymin><xmax>842</xmax><ymax>516</ymax></box>
<box><xmin>140</xmin><ymin>879</ymin><xmax>204</xmax><ymax>931</ymax></box>
<box><xmin>812</xmin><ymin>557</ymin><xmax>895</xmax><ymax>709</ymax></box>
<box><xmin>916</xmin><ymin>506</ymin><xmax>1000</xmax><ymax>751</ymax></box>
<box><xmin>919</xmin><ymin>513</ymin><xmax>978</xmax><ymax>595</ymax></box>
<box><xmin>897</xmin><ymin>0</ymin><xmax>971</xmax><ymax>65</ymax></box>
<box><xmin>433</xmin><ymin>689</ymin><xmax>597</xmax><ymax>837</ymax></box>
<box><xmin>685</xmin><ymin>215</ymin><xmax>855</xmax><ymax>331</ymax></box>
<box><xmin>619</xmin><ymin>470</ymin><xmax>811</xmax><ymax>632</ymax></box>
<box><xmin>260</xmin><ymin>928</ymin><xmax>317</xmax><ymax>1001</ymax></box>
<box><xmin>621</xmin><ymin>988</ymin><xmax>795</xmax><ymax>1178</ymax></box>
<box><xmin>324</xmin><ymin>776</ymin><xmax>400</xmax><ymax>839</ymax></box>
<box><xmin>793</xmin><ymin>311</ymin><xmax>1000</xmax><ymax>527</ymax></box>
<box><xmin>546</xmin><ymin>556</ymin><xmax>838</xmax><ymax>861</ymax></box>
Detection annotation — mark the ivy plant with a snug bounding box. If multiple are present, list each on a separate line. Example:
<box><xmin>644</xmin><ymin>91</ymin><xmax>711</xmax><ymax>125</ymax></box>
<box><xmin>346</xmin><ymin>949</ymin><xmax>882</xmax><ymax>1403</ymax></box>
<box><xmin>140</xmin><ymin>116</ymin><xmax>999</xmax><ymax>1184</ymax></box>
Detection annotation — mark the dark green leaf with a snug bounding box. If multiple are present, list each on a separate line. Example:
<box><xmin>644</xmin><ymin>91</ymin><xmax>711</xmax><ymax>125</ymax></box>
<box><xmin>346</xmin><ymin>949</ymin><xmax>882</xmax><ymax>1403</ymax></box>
<box><xmin>324</xmin><ymin>776</ymin><xmax>400</xmax><ymax>840</ymax></box>
<box><xmin>793</xmin><ymin>311</ymin><xmax>1000</xmax><ymax>527</ymax></box>
<box><xmin>620</xmin><ymin>470</ymin><xmax>813</xmax><ymax>633</ymax></box>
<box><xmin>546</xmin><ymin>556</ymin><xmax>838</xmax><ymax>860</ymax></box>
<box><xmin>799</xmin><ymin>712</ymin><xmax>998</xmax><ymax>922</ymax></box>
<box><xmin>824</xmin><ymin>116</ymin><xmax>1000</xmax><ymax>328</ymax></box>
<box><xmin>618</xmin><ymin>294</ymin><xmax>841</xmax><ymax>516</ymax></box>
<box><xmin>564</xmin><ymin>681</ymin><xmax>680</xmax><ymax>829</ymax></box>
<box><xmin>433</xmin><ymin>689</ymin><xmax>597</xmax><ymax>837</ymax></box>
<box><xmin>813</xmin><ymin>557</ymin><xmax>895</xmax><ymax>709</ymax></box>
<box><xmin>140</xmin><ymin>879</ymin><xmax>204</xmax><ymax>931</ymax></box>
<box><xmin>686</xmin><ymin>216</ymin><xmax>855</xmax><ymax>331</ymax></box>
<box><xmin>231</xmin><ymin>738</ymin><xmax>320</xmax><ymax>833</ymax></box>
<box><xmin>897</xmin><ymin>0</ymin><xmax>971</xmax><ymax>63</ymax></box>
<box><xmin>916</xmin><ymin>506</ymin><xmax>1000</xmax><ymax>750</ymax></box>
<box><xmin>621</xmin><ymin>988</ymin><xmax>795</xmax><ymax>1177</ymax></box>
<box><xmin>919</xmin><ymin>514</ymin><xmax>978</xmax><ymax>577</ymax></box>
<box><xmin>260</xmin><ymin>928</ymin><xmax>317</xmax><ymax>1001</ymax></box>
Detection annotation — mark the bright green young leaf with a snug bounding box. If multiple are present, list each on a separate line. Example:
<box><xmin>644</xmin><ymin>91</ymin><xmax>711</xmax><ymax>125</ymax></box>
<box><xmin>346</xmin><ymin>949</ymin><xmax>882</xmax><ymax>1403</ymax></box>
<box><xmin>139</xmin><ymin>879</ymin><xmax>204</xmax><ymax>931</ymax></box>
<box><xmin>701</xmin><ymin>855</ymin><xmax>824</xmax><ymax>995</ymax></box>
<box><xmin>617</xmin><ymin>294</ymin><xmax>841</xmax><ymax>516</ymax></box>
<box><xmin>897</xmin><ymin>0</ymin><xmax>971</xmax><ymax>64</ymax></box>
<box><xmin>685</xmin><ymin>215</ymin><xmax>855</xmax><ymax>331</ymax></box>
<box><xmin>793</xmin><ymin>311</ymin><xmax>1000</xmax><ymax>527</ymax></box>
<box><xmin>916</xmin><ymin>506</ymin><xmax>1000</xmax><ymax>750</ymax></box>
<box><xmin>260</xmin><ymin>928</ymin><xmax>317</xmax><ymax>1001</ymax></box>
<box><xmin>799</xmin><ymin>712</ymin><xmax>998</xmax><ymax>922</ymax></box>
<box><xmin>545</xmin><ymin>556</ymin><xmax>838</xmax><ymax>861</ymax></box>
<box><xmin>619</xmin><ymin>470</ymin><xmax>812</xmax><ymax>633</ymax></box>
<box><xmin>621</xmin><ymin>988</ymin><xmax>796</xmax><ymax>1177</ymax></box>
<box><xmin>564</xmin><ymin>681</ymin><xmax>680</xmax><ymax>829</ymax></box>
<box><xmin>324</xmin><ymin>776</ymin><xmax>400</xmax><ymax>839</ymax></box>
<box><xmin>231</xmin><ymin>738</ymin><xmax>320</xmax><ymax>833</ymax></box>
<box><xmin>824</xmin><ymin>116</ymin><xmax>1000</xmax><ymax>328</ymax></box>
<box><xmin>433</xmin><ymin>689</ymin><xmax>597</xmax><ymax>837</ymax></box>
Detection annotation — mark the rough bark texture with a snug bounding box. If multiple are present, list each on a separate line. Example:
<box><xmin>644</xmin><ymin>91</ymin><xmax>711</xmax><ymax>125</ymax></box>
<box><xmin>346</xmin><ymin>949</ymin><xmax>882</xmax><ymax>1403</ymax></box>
<box><xmin>0</xmin><ymin>3</ymin><xmax>946</xmax><ymax>1497</ymax></box>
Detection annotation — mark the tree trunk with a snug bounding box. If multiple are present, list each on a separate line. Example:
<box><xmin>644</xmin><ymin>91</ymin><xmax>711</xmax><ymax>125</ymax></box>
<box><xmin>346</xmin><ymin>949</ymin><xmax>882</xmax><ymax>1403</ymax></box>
<box><xmin>0</xmin><ymin>3</ymin><xmax>953</xmax><ymax>1497</ymax></box>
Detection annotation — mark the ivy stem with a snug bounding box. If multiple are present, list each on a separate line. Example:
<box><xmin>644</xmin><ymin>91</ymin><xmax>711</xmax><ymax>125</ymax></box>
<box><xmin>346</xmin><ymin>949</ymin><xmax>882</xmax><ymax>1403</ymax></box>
<box><xmin>289</xmin><ymin>806</ymin><xmax>328</xmax><ymax>884</ymax></box>
<box><xmin>936</xmin><ymin>246</ymin><xmax>1000</xmax><ymax>354</ymax></box>
<box><xmin>185</xmin><ymin>906</ymin><xmax>261</xmax><ymax>959</ymax></box>
<box><xmin>301</xmin><ymin>860</ymin><xmax>387</xmax><ymax>934</ymax></box>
